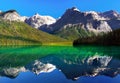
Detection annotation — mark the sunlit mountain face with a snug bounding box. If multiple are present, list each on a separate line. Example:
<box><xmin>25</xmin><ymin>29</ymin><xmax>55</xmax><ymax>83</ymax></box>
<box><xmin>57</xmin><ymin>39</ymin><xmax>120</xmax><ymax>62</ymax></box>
<box><xmin>0</xmin><ymin>45</ymin><xmax>120</xmax><ymax>82</ymax></box>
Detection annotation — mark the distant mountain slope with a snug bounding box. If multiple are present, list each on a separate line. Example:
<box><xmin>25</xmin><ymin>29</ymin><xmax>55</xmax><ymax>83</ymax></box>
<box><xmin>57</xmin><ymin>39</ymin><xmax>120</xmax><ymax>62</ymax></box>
<box><xmin>73</xmin><ymin>28</ymin><xmax>120</xmax><ymax>45</ymax></box>
<box><xmin>54</xmin><ymin>24</ymin><xmax>97</xmax><ymax>40</ymax></box>
<box><xmin>100</xmin><ymin>10</ymin><xmax>120</xmax><ymax>20</ymax></box>
<box><xmin>107</xmin><ymin>19</ymin><xmax>120</xmax><ymax>30</ymax></box>
<box><xmin>0</xmin><ymin>19</ymin><xmax>66</xmax><ymax>45</ymax></box>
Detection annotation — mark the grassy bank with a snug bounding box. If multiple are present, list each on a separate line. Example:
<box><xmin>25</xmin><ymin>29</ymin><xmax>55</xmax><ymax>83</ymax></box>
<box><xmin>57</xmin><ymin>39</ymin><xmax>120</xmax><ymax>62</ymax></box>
<box><xmin>42</xmin><ymin>42</ymin><xmax>73</xmax><ymax>46</ymax></box>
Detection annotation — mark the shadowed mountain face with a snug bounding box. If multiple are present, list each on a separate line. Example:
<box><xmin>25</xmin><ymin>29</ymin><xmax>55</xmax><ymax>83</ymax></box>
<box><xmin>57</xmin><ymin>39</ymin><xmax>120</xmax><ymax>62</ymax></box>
<box><xmin>100</xmin><ymin>10</ymin><xmax>120</xmax><ymax>20</ymax></box>
<box><xmin>0</xmin><ymin>46</ymin><xmax>120</xmax><ymax>80</ymax></box>
<box><xmin>107</xmin><ymin>19</ymin><xmax>120</xmax><ymax>30</ymax></box>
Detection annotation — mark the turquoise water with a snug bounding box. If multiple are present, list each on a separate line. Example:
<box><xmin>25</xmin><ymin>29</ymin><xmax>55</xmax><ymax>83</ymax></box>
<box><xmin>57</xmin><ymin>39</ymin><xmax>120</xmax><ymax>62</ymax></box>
<box><xmin>0</xmin><ymin>45</ymin><xmax>120</xmax><ymax>83</ymax></box>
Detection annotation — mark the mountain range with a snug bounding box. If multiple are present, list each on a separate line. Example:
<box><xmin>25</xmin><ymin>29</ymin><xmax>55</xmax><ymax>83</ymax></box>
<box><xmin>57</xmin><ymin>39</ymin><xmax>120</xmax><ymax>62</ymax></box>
<box><xmin>1</xmin><ymin>8</ymin><xmax>120</xmax><ymax>31</ymax></box>
<box><xmin>0</xmin><ymin>7</ymin><xmax>120</xmax><ymax>45</ymax></box>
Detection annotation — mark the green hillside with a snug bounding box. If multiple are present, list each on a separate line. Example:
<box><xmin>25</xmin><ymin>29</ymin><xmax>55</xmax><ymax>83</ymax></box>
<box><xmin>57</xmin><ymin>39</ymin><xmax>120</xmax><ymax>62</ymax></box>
<box><xmin>0</xmin><ymin>19</ymin><xmax>67</xmax><ymax>45</ymax></box>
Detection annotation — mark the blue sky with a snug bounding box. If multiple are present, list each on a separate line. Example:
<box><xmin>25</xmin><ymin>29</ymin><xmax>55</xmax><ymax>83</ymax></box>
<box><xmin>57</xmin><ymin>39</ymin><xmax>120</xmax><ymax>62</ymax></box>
<box><xmin>0</xmin><ymin>0</ymin><xmax>120</xmax><ymax>18</ymax></box>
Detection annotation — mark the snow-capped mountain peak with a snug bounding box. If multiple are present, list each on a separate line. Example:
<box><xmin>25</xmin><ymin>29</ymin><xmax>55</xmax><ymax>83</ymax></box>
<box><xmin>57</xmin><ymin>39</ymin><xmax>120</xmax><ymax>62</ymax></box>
<box><xmin>25</xmin><ymin>13</ymin><xmax>56</xmax><ymax>29</ymax></box>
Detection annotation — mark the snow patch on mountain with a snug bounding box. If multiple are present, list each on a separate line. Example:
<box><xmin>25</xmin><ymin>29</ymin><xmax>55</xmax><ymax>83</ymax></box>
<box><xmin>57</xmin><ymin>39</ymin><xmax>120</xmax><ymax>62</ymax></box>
<box><xmin>71</xmin><ymin>7</ymin><xmax>80</xmax><ymax>12</ymax></box>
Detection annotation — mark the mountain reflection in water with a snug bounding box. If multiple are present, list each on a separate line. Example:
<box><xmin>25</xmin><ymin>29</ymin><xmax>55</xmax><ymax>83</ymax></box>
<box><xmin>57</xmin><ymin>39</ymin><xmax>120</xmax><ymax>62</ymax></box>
<box><xmin>0</xmin><ymin>45</ymin><xmax>120</xmax><ymax>83</ymax></box>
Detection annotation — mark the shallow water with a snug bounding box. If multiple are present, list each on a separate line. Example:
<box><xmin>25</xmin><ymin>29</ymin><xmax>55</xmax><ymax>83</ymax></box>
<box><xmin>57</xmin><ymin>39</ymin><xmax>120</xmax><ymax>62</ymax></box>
<box><xmin>0</xmin><ymin>45</ymin><xmax>120</xmax><ymax>83</ymax></box>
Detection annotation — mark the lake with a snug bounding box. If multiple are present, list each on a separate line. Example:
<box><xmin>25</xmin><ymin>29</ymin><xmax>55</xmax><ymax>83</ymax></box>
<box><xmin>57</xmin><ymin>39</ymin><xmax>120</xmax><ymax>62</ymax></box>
<box><xmin>0</xmin><ymin>45</ymin><xmax>120</xmax><ymax>83</ymax></box>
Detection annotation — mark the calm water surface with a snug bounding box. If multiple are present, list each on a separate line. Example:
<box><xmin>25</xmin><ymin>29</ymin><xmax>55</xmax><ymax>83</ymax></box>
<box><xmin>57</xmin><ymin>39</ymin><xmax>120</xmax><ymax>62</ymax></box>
<box><xmin>0</xmin><ymin>45</ymin><xmax>120</xmax><ymax>83</ymax></box>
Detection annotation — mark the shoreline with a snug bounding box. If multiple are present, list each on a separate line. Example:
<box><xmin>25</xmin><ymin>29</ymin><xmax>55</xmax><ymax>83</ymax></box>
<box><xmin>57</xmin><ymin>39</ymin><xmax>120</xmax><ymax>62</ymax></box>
<box><xmin>0</xmin><ymin>42</ymin><xmax>73</xmax><ymax>46</ymax></box>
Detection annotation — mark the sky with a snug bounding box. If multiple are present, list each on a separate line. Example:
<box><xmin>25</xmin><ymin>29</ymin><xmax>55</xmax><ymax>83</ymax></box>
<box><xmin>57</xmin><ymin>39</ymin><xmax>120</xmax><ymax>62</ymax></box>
<box><xmin>0</xmin><ymin>0</ymin><xmax>120</xmax><ymax>18</ymax></box>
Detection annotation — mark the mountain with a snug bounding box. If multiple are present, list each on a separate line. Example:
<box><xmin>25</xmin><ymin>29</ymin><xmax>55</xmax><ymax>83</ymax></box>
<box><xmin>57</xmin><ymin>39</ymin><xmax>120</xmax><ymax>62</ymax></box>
<box><xmin>40</xmin><ymin>7</ymin><xmax>109</xmax><ymax>32</ymax></box>
<box><xmin>25</xmin><ymin>13</ymin><xmax>56</xmax><ymax>29</ymax></box>
<box><xmin>0</xmin><ymin>10</ymin><xmax>27</xmax><ymax>22</ymax></box>
<box><xmin>73</xmin><ymin>28</ymin><xmax>120</xmax><ymax>45</ymax></box>
<box><xmin>0</xmin><ymin>10</ymin><xmax>56</xmax><ymax>29</ymax></box>
<box><xmin>39</xmin><ymin>7</ymin><xmax>112</xmax><ymax>40</ymax></box>
<box><xmin>100</xmin><ymin>10</ymin><xmax>120</xmax><ymax>20</ymax></box>
<box><xmin>0</xmin><ymin>18</ymin><xmax>66</xmax><ymax>45</ymax></box>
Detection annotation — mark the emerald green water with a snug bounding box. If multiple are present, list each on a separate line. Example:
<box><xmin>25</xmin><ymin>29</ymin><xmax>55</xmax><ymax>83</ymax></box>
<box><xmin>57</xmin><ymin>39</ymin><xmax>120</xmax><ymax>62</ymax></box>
<box><xmin>0</xmin><ymin>45</ymin><xmax>120</xmax><ymax>83</ymax></box>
